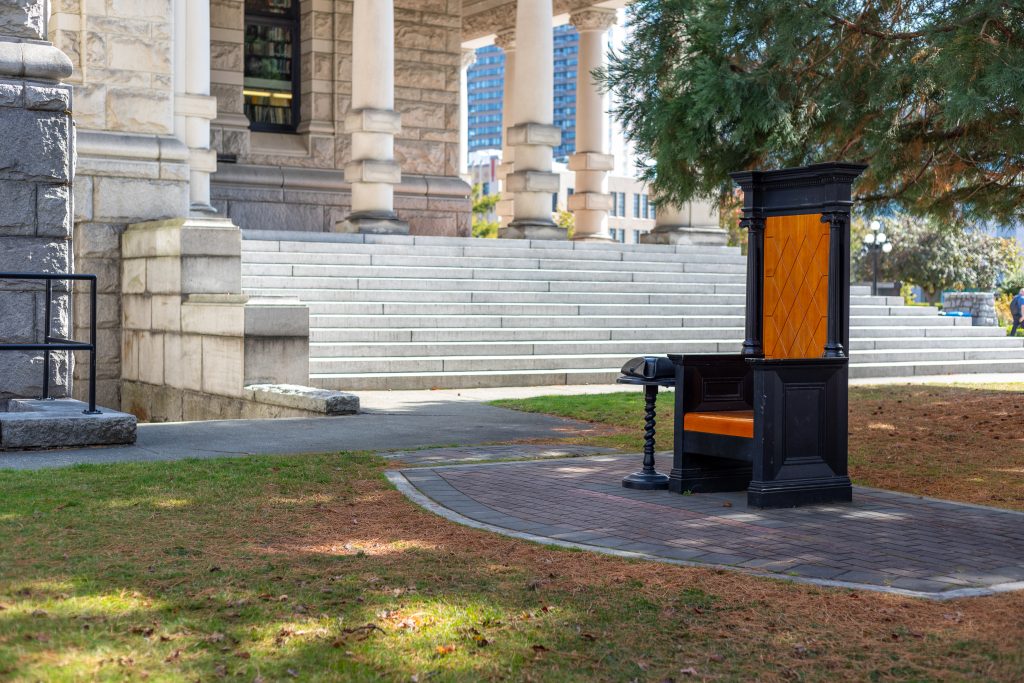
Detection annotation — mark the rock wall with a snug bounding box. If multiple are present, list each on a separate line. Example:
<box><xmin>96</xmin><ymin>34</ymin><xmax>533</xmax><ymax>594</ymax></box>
<box><xmin>943</xmin><ymin>292</ymin><xmax>999</xmax><ymax>327</ymax></box>
<box><xmin>0</xmin><ymin>7</ymin><xmax>75</xmax><ymax>400</ymax></box>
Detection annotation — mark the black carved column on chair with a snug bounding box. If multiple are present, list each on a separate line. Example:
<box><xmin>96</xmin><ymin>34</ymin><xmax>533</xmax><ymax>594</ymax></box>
<box><xmin>741</xmin><ymin>212</ymin><xmax>766</xmax><ymax>357</ymax></box>
<box><xmin>821</xmin><ymin>212</ymin><xmax>848</xmax><ymax>358</ymax></box>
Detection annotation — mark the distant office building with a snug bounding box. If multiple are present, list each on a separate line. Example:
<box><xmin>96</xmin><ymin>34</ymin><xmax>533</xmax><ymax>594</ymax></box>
<box><xmin>468</xmin><ymin>24</ymin><xmax>579</xmax><ymax>161</ymax></box>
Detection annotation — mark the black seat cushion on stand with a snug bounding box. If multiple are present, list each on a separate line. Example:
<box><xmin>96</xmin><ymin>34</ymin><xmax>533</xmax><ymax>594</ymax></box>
<box><xmin>620</xmin><ymin>356</ymin><xmax>675</xmax><ymax>382</ymax></box>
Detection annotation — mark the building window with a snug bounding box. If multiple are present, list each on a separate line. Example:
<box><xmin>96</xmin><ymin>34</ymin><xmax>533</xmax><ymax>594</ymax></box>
<box><xmin>642</xmin><ymin>194</ymin><xmax>650</xmax><ymax>220</ymax></box>
<box><xmin>244</xmin><ymin>0</ymin><xmax>300</xmax><ymax>132</ymax></box>
<box><xmin>633</xmin><ymin>194</ymin><xmax>641</xmax><ymax>218</ymax></box>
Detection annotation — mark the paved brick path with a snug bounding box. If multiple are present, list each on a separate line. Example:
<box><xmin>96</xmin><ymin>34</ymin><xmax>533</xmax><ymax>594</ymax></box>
<box><xmin>394</xmin><ymin>454</ymin><xmax>1024</xmax><ymax>598</ymax></box>
<box><xmin>385</xmin><ymin>444</ymin><xmax>617</xmax><ymax>464</ymax></box>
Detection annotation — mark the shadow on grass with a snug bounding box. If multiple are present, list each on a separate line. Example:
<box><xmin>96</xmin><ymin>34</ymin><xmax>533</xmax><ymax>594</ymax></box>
<box><xmin>0</xmin><ymin>450</ymin><xmax>1023</xmax><ymax>681</ymax></box>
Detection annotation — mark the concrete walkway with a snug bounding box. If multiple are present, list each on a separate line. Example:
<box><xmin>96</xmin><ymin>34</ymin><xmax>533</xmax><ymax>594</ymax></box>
<box><xmin>4</xmin><ymin>374</ymin><xmax>1022</xmax><ymax>470</ymax></box>
<box><xmin>0</xmin><ymin>392</ymin><xmax>593</xmax><ymax>470</ymax></box>
<box><xmin>390</xmin><ymin>454</ymin><xmax>1024</xmax><ymax>599</ymax></box>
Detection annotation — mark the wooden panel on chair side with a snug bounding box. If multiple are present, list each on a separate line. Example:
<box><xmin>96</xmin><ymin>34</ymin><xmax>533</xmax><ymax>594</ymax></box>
<box><xmin>762</xmin><ymin>213</ymin><xmax>829</xmax><ymax>359</ymax></box>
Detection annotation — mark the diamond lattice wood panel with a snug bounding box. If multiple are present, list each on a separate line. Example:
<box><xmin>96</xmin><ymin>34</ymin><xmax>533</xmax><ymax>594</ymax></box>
<box><xmin>763</xmin><ymin>213</ymin><xmax>829</xmax><ymax>359</ymax></box>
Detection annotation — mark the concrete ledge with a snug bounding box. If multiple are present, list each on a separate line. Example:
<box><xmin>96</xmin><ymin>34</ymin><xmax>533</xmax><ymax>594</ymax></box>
<box><xmin>0</xmin><ymin>398</ymin><xmax>136</xmax><ymax>451</ymax></box>
<box><xmin>245</xmin><ymin>384</ymin><xmax>359</xmax><ymax>415</ymax></box>
<box><xmin>0</xmin><ymin>40</ymin><xmax>73</xmax><ymax>81</ymax></box>
<box><xmin>213</xmin><ymin>164</ymin><xmax>469</xmax><ymax>199</ymax></box>
<box><xmin>121</xmin><ymin>381</ymin><xmax>356</xmax><ymax>422</ymax></box>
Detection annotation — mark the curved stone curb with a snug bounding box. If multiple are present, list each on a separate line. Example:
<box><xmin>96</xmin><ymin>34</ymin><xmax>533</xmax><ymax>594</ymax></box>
<box><xmin>386</xmin><ymin>470</ymin><xmax>1024</xmax><ymax>601</ymax></box>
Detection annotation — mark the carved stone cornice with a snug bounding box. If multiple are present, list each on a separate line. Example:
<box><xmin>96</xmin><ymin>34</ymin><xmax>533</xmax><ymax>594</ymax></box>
<box><xmin>462</xmin><ymin>0</ymin><xmax>605</xmax><ymax>42</ymax></box>
<box><xmin>569</xmin><ymin>7</ymin><xmax>617</xmax><ymax>32</ymax></box>
<box><xmin>493</xmin><ymin>28</ymin><xmax>516</xmax><ymax>52</ymax></box>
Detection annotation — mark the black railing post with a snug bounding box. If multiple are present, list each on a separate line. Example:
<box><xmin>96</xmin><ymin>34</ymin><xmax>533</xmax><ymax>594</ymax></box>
<box><xmin>42</xmin><ymin>278</ymin><xmax>52</xmax><ymax>400</ymax></box>
<box><xmin>85</xmin><ymin>276</ymin><xmax>99</xmax><ymax>414</ymax></box>
<box><xmin>0</xmin><ymin>273</ymin><xmax>101</xmax><ymax>414</ymax></box>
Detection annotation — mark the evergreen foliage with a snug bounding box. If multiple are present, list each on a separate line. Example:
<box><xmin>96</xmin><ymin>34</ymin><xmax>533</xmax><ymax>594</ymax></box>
<box><xmin>600</xmin><ymin>0</ymin><xmax>1024</xmax><ymax>224</ymax></box>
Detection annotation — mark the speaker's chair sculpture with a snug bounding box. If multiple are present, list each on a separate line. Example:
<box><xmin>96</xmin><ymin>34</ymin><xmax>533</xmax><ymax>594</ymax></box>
<box><xmin>669</xmin><ymin>162</ymin><xmax>866</xmax><ymax>508</ymax></box>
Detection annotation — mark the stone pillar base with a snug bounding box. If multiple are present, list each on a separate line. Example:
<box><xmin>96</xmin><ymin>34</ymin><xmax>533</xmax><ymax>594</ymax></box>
<box><xmin>335</xmin><ymin>211</ymin><xmax>410</xmax><ymax>235</ymax></box>
<box><xmin>572</xmin><ymin>233</ymin><xmax>613</xmax><ymax>243</ymax></box>
<box><xmin>641</xmin><ymin>226</ymin><xmax>728</xmax><ymax>246</ymax></box>
<box><xmin>501</xmin><ymin>220</ymin><xmax>567</xmax><ymax>241</ymax></box>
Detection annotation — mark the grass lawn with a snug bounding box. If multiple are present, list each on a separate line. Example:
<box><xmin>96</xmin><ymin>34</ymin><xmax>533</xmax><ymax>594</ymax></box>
<box><xmin>0</xmin><ymin>451</ymin><xmax>1023</xmax><ymax>681</ymax></box>
<box><xmin>493</xmin><ymin>383</ymin><xmax>1024</xmax><ymax>511</ymax></box>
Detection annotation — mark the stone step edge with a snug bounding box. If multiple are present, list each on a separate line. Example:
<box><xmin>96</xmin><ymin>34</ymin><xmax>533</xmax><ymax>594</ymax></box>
<box><xmin>310</xmin><ymin>357</ymin><xmax>1024</xmax><ymax>380</ymax></box>
<box><xmin>309</xmin><ymin>347</ymin><xmax>1024</xmax><ymax>363</ymax></box>
<box><xmin>241</xmin><ymin>230</ymin><xmax>740</xmax><ymax>255</ymax></box>
<box><xmin>245</xmin><ymin>384</ymin><xmax>359</xmax><ymax>415</ymax></box>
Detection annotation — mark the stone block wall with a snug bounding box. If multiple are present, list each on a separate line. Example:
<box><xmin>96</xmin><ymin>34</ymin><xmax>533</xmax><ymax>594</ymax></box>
<box><xmin>0</xmin><ymin>28</ymin><xmax>74</xmax><ymax>399</ymax></box>
<box><xmin>209</xmin><ymin>0</ymin><xmax>470</xmax><ymax>235</ymax></box>
<box><xmin>943</xmin><ymin>292</ymin><xmax>998</xmax><ymax>327</ymax></box>
<box><xmin>120</xmin><ymin>217</ymin><xmax>312</xmax><ymax>422</ymax></box>
<box><xmin>49</xmin><ymin>0</ymin><xmax>183</xmax><ymax>408</ymax></box>
<box><xmin>50</xmin><ymin>0</ymin><xmax>174</xmax><ymax>136</ymax></box>
<box><xmin>69</xmin><ymin>132</ymin><xmax>191</xmax><ymax>409</ymax></box>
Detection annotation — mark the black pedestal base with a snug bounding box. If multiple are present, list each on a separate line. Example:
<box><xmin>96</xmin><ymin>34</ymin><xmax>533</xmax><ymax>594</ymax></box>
<box><xmin>669</xmin><ymin>463</ymin><xmax>752</xmax><ymax>494</ymax></box>
<box><xmin>747</xmin><ymin>477</ymin><xmax>852</xmax><ymax>508</ymax></box>
<box><xmin>622</xmin><ymin>470</ymin><xmax>670</xmax><ymax>490</ymax></box>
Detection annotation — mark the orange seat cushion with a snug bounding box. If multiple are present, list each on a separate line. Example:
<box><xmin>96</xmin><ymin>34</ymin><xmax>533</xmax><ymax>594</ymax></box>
<box><xmin>683</xmin><ymin>410</ymin><xmax>754</xmax><ymax>438</ymax></box>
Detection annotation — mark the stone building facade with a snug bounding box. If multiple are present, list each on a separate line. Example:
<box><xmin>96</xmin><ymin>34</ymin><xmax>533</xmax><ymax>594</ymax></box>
<box><xmin>0</xmin><ymin>0</ymin><xmax>721</xmax><ymax>417</ymax></box>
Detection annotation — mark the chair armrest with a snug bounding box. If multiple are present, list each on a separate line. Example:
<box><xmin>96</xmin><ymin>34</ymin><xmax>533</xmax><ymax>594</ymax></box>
<box><xmin>669</xmin><ymin>354</ymin><xmax>752</xmax><ymax>413</ymax></box>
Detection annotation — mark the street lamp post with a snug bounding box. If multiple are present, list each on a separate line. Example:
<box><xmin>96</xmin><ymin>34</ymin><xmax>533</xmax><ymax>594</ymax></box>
<box><xmin>863</xmin><ymin>220</ymin><xmax>893</xmax><ymax>296</ymax></box>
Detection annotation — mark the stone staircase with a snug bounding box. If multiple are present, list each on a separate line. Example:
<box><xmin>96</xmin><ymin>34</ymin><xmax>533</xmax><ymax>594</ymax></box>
<box><xmin>240</xmin><ymin>231</ymin><xmax>1024</xmax><ymax>390</ymax></box>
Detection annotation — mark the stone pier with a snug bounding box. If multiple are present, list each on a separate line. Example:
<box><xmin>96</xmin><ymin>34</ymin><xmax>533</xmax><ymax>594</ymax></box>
<box><xmin>0</xmin><ymin>0</ymin><xmax>75</xmax><ymax>399</ymax></box>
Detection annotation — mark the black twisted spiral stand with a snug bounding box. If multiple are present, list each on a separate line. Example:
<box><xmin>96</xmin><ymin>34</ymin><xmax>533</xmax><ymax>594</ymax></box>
<box><xmin>615</xmin><ymin>375</ymin><xmax>674</xmax><ymax>490</ymax></box>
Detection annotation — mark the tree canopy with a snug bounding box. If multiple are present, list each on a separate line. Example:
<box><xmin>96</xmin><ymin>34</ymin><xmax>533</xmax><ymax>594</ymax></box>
<box><xmin>853</xmin><ymin>216</ymin><xmax>1022</xmax><ymax>299</ymax></box>
<box><xmin>600</xmin><ymin>0</ymin><xmax>1024</xmax><ymax>224</ymax></box>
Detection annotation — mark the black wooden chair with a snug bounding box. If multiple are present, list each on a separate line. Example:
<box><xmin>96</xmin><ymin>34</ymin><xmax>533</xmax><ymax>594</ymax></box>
<box><xmin>669</xmin><ymin>162</ymin><xmax>867</xmax><ymax>508</ymax></box>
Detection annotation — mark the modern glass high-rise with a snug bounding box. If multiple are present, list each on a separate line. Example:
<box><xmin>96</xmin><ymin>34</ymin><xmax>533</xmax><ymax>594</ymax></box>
<box><xmin>467</xmin><ymin>24</ymin><xmax>579</xmax><ymax>161</ymax></box>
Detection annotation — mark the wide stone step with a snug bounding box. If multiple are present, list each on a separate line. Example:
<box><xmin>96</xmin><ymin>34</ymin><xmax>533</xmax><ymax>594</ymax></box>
<box><xmin>244</xmin><ymin>248</ymin><xmax>749</xmax><ymax>268</ymax></box>
<box><xmin>242</xmin><ymin>263</ymin><xmax>749</xmax><ymax>283</ymax></box>
<box><xmin>311</xmin><ymin>356</ymin><xmax>1024</xmax><ymax>391</ymax></box>
<box><xmin>304</xmin><ymin>302</ymin><xmax>749</xmax><ymax>317</ymax></box>
<box><xmin>246</xmin><ymin>287</ymin><xmax>750</xmax><ymax>306</ymax></box>
<box><xmin>310</xmin><ymin>346</ymin><xmax>1024</xmax><ymax>375</ymax></box>
<box><xmin>244</xmin><ymin>276</ymin><xmax>748</xmax><ymax>294</ymax></box>
<box><xmin>311</xmin><ymin>339</ymin><xmax>737</xmax><ymax>358</ymax></box>
<box><xmin>308</xmin><ymin>314</ymin><xmax>743</xmax><ymax>329</ymax></box>
<box><xmin>299</xmin><ymin>301</ymin><xmax>935</xmax><ymax>318</ymax></box>
<box><xmin>242</xmin><ymin>231</ymin><xmax>743</xmax><ymax>256</ymax></box>
<box><xmin>307</xmin><ymin>312</ymin><xmax>965</xmax><ymax>329</ymax></box>
<box><xmin>850</xmin><ymin>358</ymin><xmax>1024</xmax><ymax>379</ymax></box>
<box><xmin>852</xmin><ymin>336</ymin><xmax>1024</xmax><ymax>350</ymax></box>
<box><xmin>310</xmin><ymin>335</ymin><xmax>1024</xmax><ymax>359</ymax></box>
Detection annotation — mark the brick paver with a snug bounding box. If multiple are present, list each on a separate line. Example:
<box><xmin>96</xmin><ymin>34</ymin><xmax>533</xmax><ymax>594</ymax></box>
<box><xmin>386</xmin><ymin>444</ymin><xmax>617</xmax><ymax>464</ymax></box>
<box><xmin>396</xmin><ymin>454</ymin><xmax>1024</xmax><ymax>597</ymax></box>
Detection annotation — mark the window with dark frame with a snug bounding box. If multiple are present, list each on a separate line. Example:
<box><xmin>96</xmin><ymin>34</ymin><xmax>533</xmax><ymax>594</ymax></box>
<box><xmin>244</xmin><ymin>0</ymin><xmax>300</xmax><ymax>133</ymax></box>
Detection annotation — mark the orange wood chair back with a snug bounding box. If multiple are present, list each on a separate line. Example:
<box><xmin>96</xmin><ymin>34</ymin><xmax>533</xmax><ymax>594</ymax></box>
<box><xmin>762</xmin><ymin>213</ymin><xmax>829</xmax><ymax>359</ymax></box>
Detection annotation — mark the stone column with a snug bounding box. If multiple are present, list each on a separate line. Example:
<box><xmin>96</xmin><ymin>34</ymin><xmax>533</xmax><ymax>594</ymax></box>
<box><xmin>642</xmin><ymin>198</ymin><xmax>728</xmax><ymax>246</ymax></box>
<box><xmin>494</xmin><ymin>29</ymin><xmax>515</xmax><ymax>228</ymax></box>
<box><xmin>502</xmin><ymin>0</ymin><xmax>562</xmax><ymax>240</ymax></box>
<box><xmin>0</xmin><ymin>0</ymin><xmax>75</xmax><ymax>399</ymax></box>
<box><xmin>337</xmin><ymin>0</ymin><xmax>408</xmax><ymax>234</ymax></box>
<box><xmin>459</xmin><ymin>48</ymin><xmax>476</xmax><ymax>179</ymax></box>
<box><xmin>568</xmin><ymin>8</ymin><xmax>616</xmax><ymax>242</ymax></box>
<box><xmin>173</xmin><ymin>0</ymin><xmax>219</xmax><ymax>213</ymax></box>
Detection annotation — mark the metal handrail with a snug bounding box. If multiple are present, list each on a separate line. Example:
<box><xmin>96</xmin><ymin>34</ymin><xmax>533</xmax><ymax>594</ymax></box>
<box><xmin>0</xmin><ymin>273</ymin><xmax>100</xmax><ymax>414</ymax></box>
